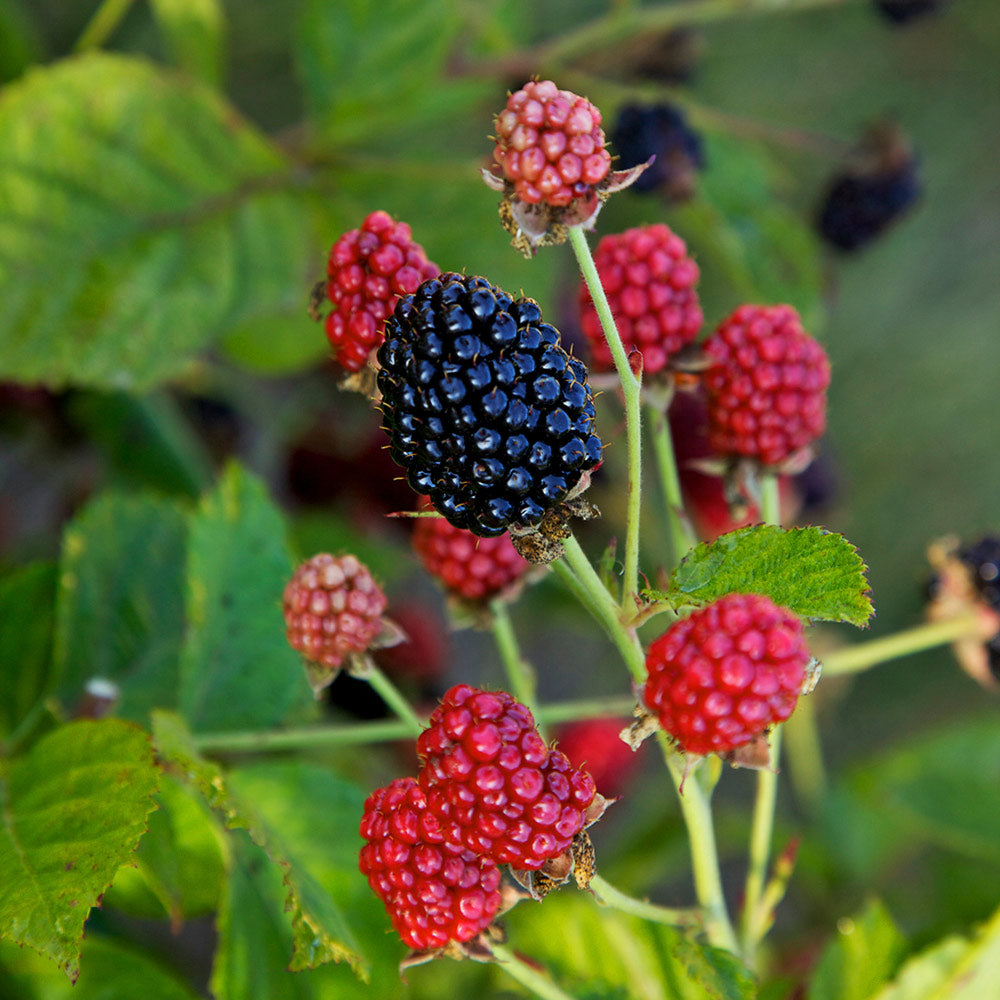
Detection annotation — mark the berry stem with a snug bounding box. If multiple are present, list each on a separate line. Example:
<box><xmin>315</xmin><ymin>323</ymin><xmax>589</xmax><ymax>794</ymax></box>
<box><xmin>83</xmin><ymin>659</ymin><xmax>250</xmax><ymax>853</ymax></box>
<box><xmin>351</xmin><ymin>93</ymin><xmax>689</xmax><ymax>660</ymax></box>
<box><xmin>567</xmin><ymin>225</ymin><xmax>643</xmax><ymax>612</ymax></box>
<box><xmin>646</xmin><ymin>401</ymin><xmax>699</xmax><ymax>567</ymax></box>
<box><xmin>589</xmin><ymin>873</ymin><xmax>701</xmax><ymax>929</ymax></box>
<box><xmin>360</xmin><ymin>664</ymin><xmax>426</xmax><ymax>736</ymax></box>
<box><xmin>740</xmin><ymin>471</ymin><xmax>784</xmax><ymax>967</ymax></box>
<box><xmin>490</xmin><ymin>598</ymin><xmax>547</xmax><ymax>740</ymax></box>
<box><xmin>74</xmin><ymin>0</ymin><xmax>136</xmax><ymax>51</ymax></box>
<box><xmin>820</xmin><ymin>611</ymin><xmax>984</xmax><ymax>675</ymax></box>
<box><xmin>556</xmin><ymin>534</ymin><xmax>647</xmax><ymax>684</ymax></box>
<box><xmin>489</xmin><ymin>943</ymin><xmax>580</xmax><ymax>1000</ymax></box>
<box><xmin>781</xmin><ymin>693</ymin><xmax>828</xmax><ymax>817</ymax></box>
<box><xmin>189</xmin><ymin>694</ymin><xmax>639</xmax><ymax>754</ymax></box>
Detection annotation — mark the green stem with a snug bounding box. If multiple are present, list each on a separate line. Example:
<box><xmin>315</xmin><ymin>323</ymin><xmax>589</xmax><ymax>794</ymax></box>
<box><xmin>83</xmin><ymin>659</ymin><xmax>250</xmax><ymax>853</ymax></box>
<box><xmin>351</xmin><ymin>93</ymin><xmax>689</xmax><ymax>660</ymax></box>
<box><xmin>663</xmin><ymin>744</ymin><xmax>739</xmax><ymax>953</ymax></box>
<box><xmin>191</xmin><ymin>694</ymin><xmax>638</xmax><ymax>755</ymax></box>
<box><xmin>490</xmin><ymin>599</ymin><xmax>546</xmax><ymax>739</ymax></box>
<box><xmin>557</xmin><ymin>534</ymin><xmax>646</xmax><ymax>684</ymax></box>
<box><xmin>821</xmin><ymin>612</ymin><xmax>983</xmax><ymax>676</ymax></box>
<box><xmin>740</xmin><ymin>471</ymin><xmax>783</xmax><ymax>968</ymax></box>
<box><xmin>362</xmin><ymin>664</ymin><xmax>425</xmax><ymax>736</ymax></box>
<box><xmin>568</xmin><ymin>225</ymin><xmax>643</xmax><ymax>611</ymax></box>
<box><xmin>646</xmin><ymin>401</ymin><xmax>698</xmax><ymax>567</ymax></box>
<box><xmin>781</xmin><ymin>693</ymin><xmax>828</xmax><ymax>817</ymax></box>
<box><xmin>589</xmin><ymin>873</ymin><xmax>700</xmax><ymax>929</ymax></box>
<box><xmin>490</xmin><ymin>943</ymin><xmax>579</xmax><ymax>1000</ymax></box>
<box><xmin>75</xmin><ymin>0</ymin><xmax>137</xmax><ymax>50</ymax></box>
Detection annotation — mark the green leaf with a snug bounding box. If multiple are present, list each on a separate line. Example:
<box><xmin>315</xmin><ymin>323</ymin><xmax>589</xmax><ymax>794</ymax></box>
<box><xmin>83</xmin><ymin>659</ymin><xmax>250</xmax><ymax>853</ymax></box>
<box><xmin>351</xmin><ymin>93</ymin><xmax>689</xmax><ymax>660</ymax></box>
<box><xmin>295</xmin><ymin>0</ymin><xmax>462</xmax><ymax>146</ymax></box>
<box><xmin>809</xmin><ymin>898</ymin><xmax>907</xmax><ymax>1000</ymax></box>
<box><xmin>0</xmin><ymin>52</ymin><xmax>311</xmax><ymax>390</ymax></box>
<box><xmin>178</xmin><ymin>463</ymin><xmax>312</xmax><ymax>731</ymax></box>
<box><xmin>660</xmin><ymin>524</ymin><xmax>873</xmax><ymax>626</ymax></box>
<box><xmin>53</xmin><ymin>491</ymin><xmax>189</xmax><ymax>723</ymax></box>
<box><xmin>104</xmin><ymin>772</ymin><xmax>227</xmax><ymax>923</ymax></box>
<box><xmin>0</xmin><ymin>562</ymin><xmax>56</xmax><ymax>742</ymax></box>
<box><xmin>150</xmin><ymin>0</ymin><xmax>225</xmax><ymax>86</ymax></box>
<box><xmin>68</xmin><ymin>390</ymin><xmax>213</xmax><ymax>498</ymax></box>
<box><xmin>870</xmin><ymin>904</ymin><xmax>1000</xmax><ymax>1000</ymax></box>
<box><xmin>0</xmin><ymin>719</ymin><xmax>160</xmax><ymax>982</ymax></box>
<box><xmin>151</xmin><ymin>711</ymin><xmax>367</xmax><ymax>977</ymax></box>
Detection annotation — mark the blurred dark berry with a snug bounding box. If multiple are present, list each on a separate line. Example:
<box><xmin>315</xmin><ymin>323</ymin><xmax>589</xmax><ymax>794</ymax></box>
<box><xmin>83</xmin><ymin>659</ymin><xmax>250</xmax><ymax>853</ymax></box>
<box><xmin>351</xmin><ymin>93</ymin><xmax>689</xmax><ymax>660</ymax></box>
<box><xmin>817</xmin><ymin>120</ymin><xmax>921</xmax><ymax>252</ymax></box>
<box><xmin>874</xmin><ymin>0</ymin><xmax>951</xmax><ymax>24</ymax></box>
<box><xmin>958</xmin><ymin>537</ymin><xmax>1000</xmax><ymax>611</ymax></box>
<box><xmin>611</xmin><ymin>103</ymin><xmax>705</xmax><ymax>201</ymax></box>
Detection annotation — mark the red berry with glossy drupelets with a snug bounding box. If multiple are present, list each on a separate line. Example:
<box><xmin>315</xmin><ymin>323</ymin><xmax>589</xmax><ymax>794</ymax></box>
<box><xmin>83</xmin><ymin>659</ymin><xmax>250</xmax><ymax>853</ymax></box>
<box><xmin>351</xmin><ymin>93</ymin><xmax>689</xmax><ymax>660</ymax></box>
<box><xmin>412</xmin><ymin>504</ymin><xmax>531</xmax><ymax>605</ymax></box>
<box><xmin>644</xmin><ymin>593</ymin><xmax>810</xmax><ymax>757</ymax></box>
<box><xmin>493</xmin><ymin>79</ymin><xmax>612</xmax><ymax>208</ymax></box>
<box><xmin>358</xmin><ymin>777</ymin><xmax>502</xmax><ymax>951</ymax></box>
<box><xmin>322</xmin><ymin>210</ymin><xmax>439</xmax><ymax>372</ymax></box>
<box><xmin>417</xmin><ymin>685</ymin><xmax>597</xmax><ymax>871</ymax></box>
<box><xmin>702</xmin><ymin>304</ymin><xmax>831</xmax><ymax>468</ymax></box>
<box><xmin>282</xmin><ymin>553</ymin><xmax>387</xmax><ymax>670</ymax></box>
<box><xmin>579</xmin><ymin>223</ymin><xmax>703</xmax><ymax>377</ymax></box>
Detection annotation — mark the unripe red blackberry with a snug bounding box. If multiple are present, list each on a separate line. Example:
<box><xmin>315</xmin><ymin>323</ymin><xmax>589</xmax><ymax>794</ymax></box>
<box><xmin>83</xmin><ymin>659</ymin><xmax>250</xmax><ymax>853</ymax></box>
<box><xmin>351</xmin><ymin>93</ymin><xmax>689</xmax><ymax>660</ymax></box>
<box><xmin>555</xmin><ymin>717</ymin><xmax>639</xmax><ymax>800</ymax></box>
<box><xmin>377</xmin><ymin>273</ymin><xmax>603</xmax><ymax>538</ymax></box>
<box><xmin>417</xmin><ymin>685</ymin><xmax>597</xmax><ymax>870</ymax></box>
<box><xmin>412</xmin><ymin>504</ymin><xmax>531</xmax><ymax>604</ymax></box>
<box><xmin>359</xmin><ymin>777</ymin><xmax>502</xmax><ymax>951</ymax></box>
<box><xmin>644</xmin><ymin>593</ymin><xmax>809</xmax><ymax>757</ymax></box>
<box><xmin>321</xmin><ymin>210</ymin><xmax>439</xmax><ymax>372</ymax></box>
<box><xmin>703</xmin><ymin>304</ymin><xmax>830</xmax><ymax>468</ymax></box>
<box><xmin>579</xmin><ymin>224</ymin><xmax>702</xmax><ymax>377</ymax></box>
<box><xmin>493</xmin><ymin>80</ymin><xmax>612</xmax><ymax>208</ymax></box>
<box><xmin>282</xmin><ymin>553</ymin><xmax>387</xmax><ymax>670</ymax></box>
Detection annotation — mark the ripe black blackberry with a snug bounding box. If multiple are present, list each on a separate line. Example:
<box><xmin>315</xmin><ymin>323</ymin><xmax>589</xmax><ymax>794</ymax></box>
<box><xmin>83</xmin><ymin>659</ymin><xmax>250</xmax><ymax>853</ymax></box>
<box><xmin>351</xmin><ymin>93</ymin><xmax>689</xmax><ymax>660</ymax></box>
<box><xmin>377</xmin><ymin>273</ymin><xmax>602</xmax><ymax>538</ymax></box>
<box><xmin>959</xmin><ymin>538</ymin><xmax>1000</xmax><ymax>613</ymax></box>
<box><xmin>610</xmin><ymin>103</ymin><xmax>705</xmax><ymax>201</ymax></box>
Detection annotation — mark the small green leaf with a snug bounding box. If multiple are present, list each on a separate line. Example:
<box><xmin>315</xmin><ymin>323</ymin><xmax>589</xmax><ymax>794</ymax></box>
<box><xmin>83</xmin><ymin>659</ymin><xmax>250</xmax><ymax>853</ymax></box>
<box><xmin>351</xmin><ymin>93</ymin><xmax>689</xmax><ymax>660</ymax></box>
<box><xmin>150</xmin><ymin>0</ymin><xmax>225</xmax><ymax>86</ymax></box>
<box><xmin>0</xmin><ymin>719</ymin><xmax>160</xmax><ymax>981</ymax></box>
<box><xmin>809</xmin><ymin>898</ymin><xmax>907</xmax><ymax>1000</ymax></box>
<box><xmin>151</xmin><ymin>711</ymin><xmax>367</xmax><ymax>978</ymax></box>
<box><xmin>871</xmin><ymin>903</ymin><xmax>1000</xmax><ymax>1000</ymax></box>
<box><xmin>0</xmin><ymin>562</ymin><xmax>56</xmax><ymax>742</ymax></box>
<box><xmin>53</xmin><ymin>491</ymin><xmax>188</xmax><ymax>722</ymax></box>
<box><xmin>178</xmin><ymin>463</ymin><xmax>312</xmax><ymax>732</ymax></box>
<box><xmin>660</xmin><ymin>525</ymin><xmax>873</xmax><ymax>626</ymax></box>
<box><xmin>0</xmin><ymin>52</ymin><xmax>311</xmax><ymax>390</ymax></box>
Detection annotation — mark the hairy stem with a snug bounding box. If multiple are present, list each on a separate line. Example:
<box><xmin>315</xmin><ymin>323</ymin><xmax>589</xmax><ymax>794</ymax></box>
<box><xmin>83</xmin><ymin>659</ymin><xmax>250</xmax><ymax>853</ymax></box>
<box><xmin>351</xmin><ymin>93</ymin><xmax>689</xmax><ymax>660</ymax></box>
<box><xmin>362</xmin><ymin>664</ymin><xmax>425</xmax><ymax>736</ymax></box>
<box><xmin>589</xmin><ymin>873</ymin><xmax>701</xmax><ymax>929</ymax></box>
<box><xmin>568</xmin><ymin>225</ymin><xmax>643</xmax><ymax>611</ymax></box>
<box><xmin>490</xmin><ymin>598</ymin><xmax>546</xmax><ymax>739</ymax></box>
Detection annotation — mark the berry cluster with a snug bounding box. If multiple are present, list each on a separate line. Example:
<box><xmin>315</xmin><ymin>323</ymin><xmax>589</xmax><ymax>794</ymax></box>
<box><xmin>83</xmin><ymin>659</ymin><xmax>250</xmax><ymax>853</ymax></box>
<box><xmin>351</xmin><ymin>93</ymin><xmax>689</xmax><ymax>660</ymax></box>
<box><xmin>282</xmin><ymin>553</ymin><xmax>387</xmax><ymax>671</ymax></box>
<box><xmin>579</xmin><ymin>223</ymin><xmax>703</xmax><ymax>377</ymax></box>
<box><xmin>377</xmin><ymin>272</ymin><xmax>602</xmax><ymax>537</ymax></box>
<box><xmin>644</xmin><ymin>593</ymin><xmax>809</xmax><ymax>757</ymax></box>
<box><xmin>321</xmin><ymin>210</ymin><xmax>439</xmax><ymax>372</ymax></box>
<box><xmin>358</xmin><ymin>777</ymin><xmax>502</xmax><ymax>951</ymax></box>
<box><xmin>492</xmin><ymin>80</ymin><xmax>611</xmax><ymax>208</ymax></box>
<box><xmin>417</xmin><ymin>685</ymin><xmax>598</xmax><ymax>871</ymax></box>
<box><xmin>703</xmin><ymin>304</ymin><xmax>831</xmax><ymax>468</ymax></box>
<box><xmin>412</xmin><ymin>501</ymin><xmax>530</xmax><ymax>604</ymax></box>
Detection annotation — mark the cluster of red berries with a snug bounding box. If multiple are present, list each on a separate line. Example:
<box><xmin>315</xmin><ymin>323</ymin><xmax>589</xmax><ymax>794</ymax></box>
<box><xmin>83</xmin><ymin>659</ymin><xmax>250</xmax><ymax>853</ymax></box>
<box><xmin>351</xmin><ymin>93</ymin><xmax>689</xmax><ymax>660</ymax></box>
<box><xmin>282</xmin><ymin>553</ymin><xmax>387</xmax><ymax>671</ymax></box>
<box><xmin>321</xmin><ymin>210</ymin><xmax>439</xmax><ymax>372</ymax></box>
<box><xmin>359</xmin><ymin>685</ymin><xmax>601</xmax><ymax>952</ymax></box>
<box><xmin>579</xmin><ymin>223</ymin><xmax>703</xmax><ymax>377</ymax></box>
<box><xmin>492</xmin><ymin>80</ymin><xmax>611</xmax><ymax>207</ymax></box>
<box><xmin>644</xmin><ymin>593</ymin><xmax>809</xmax><ymax>757</ymax></box>
<box><xmin>412</xmin><ymin>501</ymin><xmax>530</xmax><ymax>605</ymax></box>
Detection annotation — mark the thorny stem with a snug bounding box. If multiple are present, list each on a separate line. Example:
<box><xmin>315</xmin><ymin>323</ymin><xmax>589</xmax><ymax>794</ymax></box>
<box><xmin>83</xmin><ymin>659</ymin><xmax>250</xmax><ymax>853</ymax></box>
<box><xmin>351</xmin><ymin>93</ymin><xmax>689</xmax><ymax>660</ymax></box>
<box><xmin>740</xmin><ymin>471</ymin><xmax>783</xmax><ymax>967</ymax></box>
<box><xmin>568</xmin><ymin>225</ymin><xmax>643</xmax><ymax>612</ymax></box>
<box><xmin>490</xmin><ymin>598</ymin><xmax>547</xmax><ymax>740</ymax></box>
<box><xmin>489</xmin><ymin>943</ymin><xmax>579</xmax><ymax>1000</ymax></box>
<box><xmin>589</xmin><ymin>873</ymin><xmax>701</xmax><ymax>929</ymax></box>
<box><xmin>647</xmin><ymin>401</ymin><xmax>699</xmax><ymax>568</ymax></box>
<box><xmin>75</xmin><ymin>0</ymin><xmax>137</xmax><ymax>51</ymax></box>
<box><xmin>190</xmin><ymin>694</ymin><xmax>638</xmax><ymax>755</ymax></box>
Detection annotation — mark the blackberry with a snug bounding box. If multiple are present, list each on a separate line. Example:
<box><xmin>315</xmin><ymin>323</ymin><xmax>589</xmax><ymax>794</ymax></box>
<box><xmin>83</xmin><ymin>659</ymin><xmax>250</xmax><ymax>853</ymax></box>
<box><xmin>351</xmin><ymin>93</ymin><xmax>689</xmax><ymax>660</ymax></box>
<box><xmin>377</xmin><ymin>273</ymin><xmax>603</xmax><ymax>538</ymax></box>
<box><xmin>874</xmin><ymin>0</ymin><xmax>950</xmax><ymax>24</ymax></box>
<box><xmin>817</xmin><ymin>121</ymin><xmax>921</xmax><ymax>252</ymax></box>
<box><xmin>958</xmin><ymin>537</ymin><xmax>1000</xmax><ymax>612</ymax></box>
<box><xmin>610</xmin><ymin>103</ymin><xmax>705</xmax><ymax>201</ymax></box>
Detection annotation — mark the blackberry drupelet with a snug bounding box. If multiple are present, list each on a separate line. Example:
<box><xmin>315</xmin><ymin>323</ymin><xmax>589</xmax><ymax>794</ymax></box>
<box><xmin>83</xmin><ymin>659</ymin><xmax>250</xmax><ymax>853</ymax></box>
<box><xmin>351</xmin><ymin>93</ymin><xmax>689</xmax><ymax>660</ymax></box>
<box><xmin>377</xmin><ymin>273</ymin><xmax>603</xmax><ymax>538</ymax></box>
